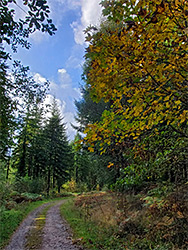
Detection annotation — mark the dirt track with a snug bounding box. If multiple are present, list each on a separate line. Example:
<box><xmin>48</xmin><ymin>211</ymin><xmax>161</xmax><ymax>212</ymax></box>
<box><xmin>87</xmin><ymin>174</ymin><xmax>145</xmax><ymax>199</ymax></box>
<box><xmin>5</xmin><ymin>200</ymin><xmax>84</xmax><ymax>250</ymax></box>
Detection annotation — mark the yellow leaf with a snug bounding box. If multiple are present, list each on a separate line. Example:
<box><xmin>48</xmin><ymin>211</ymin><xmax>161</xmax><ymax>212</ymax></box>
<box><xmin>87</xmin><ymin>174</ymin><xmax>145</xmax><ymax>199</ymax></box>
<box><xmin>133</xmin><ymin>136</ymin><xmax>138</xmax><ymax>139</ymax></box>
<box><xmin>88</xmin><ymin>147</ymin><xmax>94</xmax><ymax>152</ymax></box>
<box><xmin>177</xmin><ymin>211</ymin><xmax>184</xmax><ymax>219</ymax></box>
<box><xmin>94</xmin><ymin>47</ymin><xmax>101</xmax><ymax>53</ymax></box>
<box><xmin>127</xmin><ymin>99</ymin><xmax>132</xmax><ymax>103</ymax></box>
<box><xmin>164</xmin><ymin>96</ymin><xmax>170</xmax><ymax>101</ymax></box>
<box><xmin>107</xmin><ymin>162</ymin><xmax>114</xmax><ymax>168</ymax></box>
<box><xmin>179</xmin><ymin>111</ymin><xmax>187</xmax><ymax>124</ymax></box>
<box><xmin>175</xmin><ymin>100</ymin><xmax>181</xmax><ymax>105</ymax></box>
<box><xmin>166</xmin><ymin>103</ymin><xmax>170</xmax><ymax>108</ymax></box>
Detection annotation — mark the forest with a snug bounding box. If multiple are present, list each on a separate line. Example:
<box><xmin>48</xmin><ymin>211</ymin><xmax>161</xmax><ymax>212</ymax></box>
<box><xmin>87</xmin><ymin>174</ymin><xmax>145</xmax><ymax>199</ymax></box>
<box><xmin>0</xmin><ymin>0</ymin><xmax>188</xmax><ymax>249</ymax></box>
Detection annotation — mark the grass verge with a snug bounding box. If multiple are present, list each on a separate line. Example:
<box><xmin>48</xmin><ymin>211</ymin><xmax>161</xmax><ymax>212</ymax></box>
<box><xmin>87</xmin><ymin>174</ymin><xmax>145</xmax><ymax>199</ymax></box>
<box><xmin>60</xmin><ymin>198</ymin><xmax>124</xmax><ymax>250</ymax></box>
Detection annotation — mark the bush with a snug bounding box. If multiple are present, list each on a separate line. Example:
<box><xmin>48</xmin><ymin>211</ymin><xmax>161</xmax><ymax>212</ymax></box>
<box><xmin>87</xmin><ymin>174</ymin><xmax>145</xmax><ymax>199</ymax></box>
<box><xmin>14</xmin><ymin>176</ymin><xmax>45</xmax><ymax>194</ymax></box>
<box><xmin>0</xmin><ymin>166</ymin><xmax>14</xmax><ymax>206</ymax></box>
<box><xmin>62</xmin><ymin>178</ymin><xmax>77</xmax><ymax>192</ymax></box>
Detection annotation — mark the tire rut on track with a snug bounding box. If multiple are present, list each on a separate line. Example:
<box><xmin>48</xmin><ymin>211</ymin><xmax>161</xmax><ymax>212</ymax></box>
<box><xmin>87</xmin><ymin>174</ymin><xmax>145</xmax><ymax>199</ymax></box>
<box><xmin>41</xmin><ymin>200</ymin><xmax>83</xmax><ymax>250</ymax></box>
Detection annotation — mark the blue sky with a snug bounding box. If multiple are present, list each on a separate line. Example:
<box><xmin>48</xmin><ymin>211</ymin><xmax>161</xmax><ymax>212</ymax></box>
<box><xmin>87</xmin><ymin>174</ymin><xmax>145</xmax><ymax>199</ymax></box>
<box><xmin>12</xmin><ymin>0</ymin><xmax>103</xmax><ymax>140</ymax></box>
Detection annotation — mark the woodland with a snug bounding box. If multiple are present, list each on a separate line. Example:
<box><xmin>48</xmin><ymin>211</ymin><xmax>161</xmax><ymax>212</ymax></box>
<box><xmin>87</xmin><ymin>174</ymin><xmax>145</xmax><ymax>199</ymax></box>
<box><xmin>0</xmin><ymin>0</ymin><xmax>188</xmax><ymax>249</ymax></box>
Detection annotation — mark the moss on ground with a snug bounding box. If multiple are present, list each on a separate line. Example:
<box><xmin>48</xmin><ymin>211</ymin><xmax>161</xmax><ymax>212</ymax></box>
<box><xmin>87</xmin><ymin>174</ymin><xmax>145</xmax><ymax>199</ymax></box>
<box><xmin>24</xmin><ymin>205</ymin><xmax>52</xmax><ymax>250</ymax></box>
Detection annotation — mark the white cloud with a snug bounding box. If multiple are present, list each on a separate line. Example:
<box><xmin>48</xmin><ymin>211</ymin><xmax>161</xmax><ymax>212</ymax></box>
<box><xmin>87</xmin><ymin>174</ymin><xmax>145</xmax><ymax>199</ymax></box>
<box><xmin>66</xmin><ymin>55</ymin><xmax>83</xmax><ymax>69</ymax></box>
<box><xmin>57</xmin><ymin>68</ymin><xmax>72</xmax><ymax>88</ymax></box>
<box><xmin>49</xmin><ymin>0</ymin><xmax>81</xmax><ymax>11</ymax></box>
<box><xmin>63</xmin><ymin>112</ymin><xmax>79</xmax><ymax>140</ymax></box>
<box><xmin>33</xmin><ymin>73</ymin><xmax>47</xmax><ymax>84</ymax></box>
<box><xmin>49</xmin><ymin>81</ymin><xmax>59</xmax><ymax>94</ymax></box>
<box><xmin>51</xmin><ymin>68</ymin><xmax>81</xmax><ymax>104</ymax></box>
<box><xmin>74</xmin><ymin>87</ymin><xmax>82</xmax><ymax>96</ymax></box>
<box><xmin>55</xmin><ymin>0</ymin><xmax>81</xmax><ymax>9</ymax></box>
<box><xmin>43</xmin><ymin>94</ymin><xmax>66</xmax><ymax>115</ymax></box>
<box><xmin>65</xmin><ymin>44</ymin><xmax>85</xmax><ymax>70</ymax></box>
<box><xmin>58</xmin><ymin>68</ymin><xmax>67</xmax><ymax>74</ymax></box>
<box><xmin>81</xmin><ymin>0</ymin><xmax>102</xmax><ymax>27</ymax></box>
<box><xmin>71</xmin><ymin>22</ymin><xmax>85</xmax><ymax>45</ymax></box>
<box><xmin>47</xmin><ymin>0</ymin><xmax>81</xmax><ymax>29</ymax></box>
<box><xmin>71</xmin><ymin>0</ymin><xmax>102</xmax><ymax>45</ymax></box>
<box><xmin>30</xmin><ymin>30</ymin><xmax>49</xmax><ymax>44</ymax></box>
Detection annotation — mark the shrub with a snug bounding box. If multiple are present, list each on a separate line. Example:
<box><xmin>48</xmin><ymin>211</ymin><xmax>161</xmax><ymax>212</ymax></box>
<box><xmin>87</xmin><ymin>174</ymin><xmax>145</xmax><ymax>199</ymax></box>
<box><xmin>62</xmin><ymin>178</ymin><xmax>77</xmax><ymax>192</ymax></box>
<box><xmin>14</xmin><ymin>176</ymin><xmax>45</xmax><ymax>194</ymax></box>
<box><xmin>0</xmin><ymin>166</ymin><xmax>14</xmax><ymax>206</ymax></box>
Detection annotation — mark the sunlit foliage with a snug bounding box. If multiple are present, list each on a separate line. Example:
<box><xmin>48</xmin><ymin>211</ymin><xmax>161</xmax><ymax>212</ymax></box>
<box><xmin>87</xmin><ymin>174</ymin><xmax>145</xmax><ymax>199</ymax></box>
<box><xmin>81</xmin><ymin>0</ymin><xmax>188</xmax><ymax>184</ymax></box>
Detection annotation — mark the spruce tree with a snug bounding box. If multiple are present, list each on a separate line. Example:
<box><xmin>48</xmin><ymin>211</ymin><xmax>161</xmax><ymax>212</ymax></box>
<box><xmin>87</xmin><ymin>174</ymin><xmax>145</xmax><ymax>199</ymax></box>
<box><xmin>13</xmin><ymin>103</ymin><xmax>44</xmax><ymax>178</ymax></box>
<box><xmin>44</xmin><ymin>99</ymin><xmax>72</xmax><ymax>195</ymax></box>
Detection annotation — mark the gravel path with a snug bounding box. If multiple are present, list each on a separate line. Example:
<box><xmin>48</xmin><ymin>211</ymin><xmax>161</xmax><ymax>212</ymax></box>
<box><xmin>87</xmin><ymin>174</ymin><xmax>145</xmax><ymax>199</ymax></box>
<box><xmin>4</xmin><ymin>200</ymin><xmax>84</xmax><ymax>250</ymax></box>
<box><xmin>4</xmin><ymin>203</ymin><xmax>51</xmax><ymax>250</ymax></box>
<box><xmin>41</xmin><ymin>200</ymin><xmax>82</xmax><ymax>250</ymax></box>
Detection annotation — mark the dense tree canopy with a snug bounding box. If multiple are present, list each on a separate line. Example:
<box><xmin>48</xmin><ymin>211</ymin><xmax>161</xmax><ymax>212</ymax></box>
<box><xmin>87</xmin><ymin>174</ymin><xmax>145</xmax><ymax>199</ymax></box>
<box><xmin>80</xmin><ymin>0</ymin><xmax>188</xmax><ymax>185</ymax></box>
<box><xmin>84</xmin><ymin>0</ymin><xmax>187</xmax><ymax>144</ymax></box>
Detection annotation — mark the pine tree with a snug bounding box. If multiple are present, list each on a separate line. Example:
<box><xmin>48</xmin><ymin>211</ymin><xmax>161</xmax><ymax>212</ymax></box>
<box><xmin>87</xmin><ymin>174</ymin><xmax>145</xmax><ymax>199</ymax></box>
<box><xmin>44</xmin><ymin>99</ymin><xmax>72</xmax><ymax>195</ymax></box>
<box><xmin>13</xmin><ymin>103</ymin><xmax>44</xmax><ymax>177</ymax></box>
<box><xmin>74</xmin><ymin>87</ymin><xmax>110</xmax><ymax>133</ymax></box>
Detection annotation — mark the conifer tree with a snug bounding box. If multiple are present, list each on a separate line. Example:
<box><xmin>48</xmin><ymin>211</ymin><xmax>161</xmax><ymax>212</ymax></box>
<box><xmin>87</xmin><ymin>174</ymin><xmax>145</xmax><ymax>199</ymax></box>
<box><xmin>44</xmin><ymin>99</ymin><xmax>72</xmax><ymax>194</ymax></box>
<box><xmin>13</xmin><ymin>103</ymin><xmax>44</xmax><ymax>177</ymax></box>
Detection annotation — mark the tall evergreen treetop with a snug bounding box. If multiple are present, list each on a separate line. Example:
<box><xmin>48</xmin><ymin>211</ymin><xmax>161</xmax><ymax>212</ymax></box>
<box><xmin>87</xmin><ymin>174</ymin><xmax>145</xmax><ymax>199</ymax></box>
<box><xmin>44</xmin><ymin>98</ymin><xmax>73</xmax><ymax>194</ymax></box>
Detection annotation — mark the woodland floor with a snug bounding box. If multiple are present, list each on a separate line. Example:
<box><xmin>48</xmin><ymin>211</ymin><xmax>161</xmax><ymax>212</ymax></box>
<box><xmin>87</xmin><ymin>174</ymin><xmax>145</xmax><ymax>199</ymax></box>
<box><xmin>4</xmin><ymin>200</ymin><xmax>84</xmax><ymax>250</ymax></box>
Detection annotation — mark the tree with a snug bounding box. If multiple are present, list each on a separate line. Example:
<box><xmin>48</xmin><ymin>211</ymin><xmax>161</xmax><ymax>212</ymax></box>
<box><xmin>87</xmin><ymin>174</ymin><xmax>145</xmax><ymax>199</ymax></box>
<box><xmin>0</xmin><ymin>50</ymin><xmax>14</xmax><ymax>160</ymax></box>
<box><xmin>44</xmin><ymin>99</ymin><xmax>73</xmax><ymax>195</ymax></box>
<box><xmin>13</xmin><ymin>98</ymin><xmax>73</xmax><ymax>194</ymax></box>
<box><xmin>13</xmin><ymin>103</ymin><xmax>45</xmax><ymax>178</ymax></box>
<box><xmin>74</xmin><ymin>84</ymin><xmax>122</xmax><ymax>187</ymax></box>
<box><xmin>0</xmin><ymin>0</ymin><xmax>57</xmax><ymax>52</ymax></box>
<box><xmin>74</xmin><ymin>86</ymin><xmax>110</xmax><ymax>133</ymax></box>
<box><xmin>81</xmin><ymin>0</ymin><xmax>188</xmax><ymax>185</ymax></box>
<box><xmin>71</xmin><ymin>133</ymin><xmax>117</xmax><ymax>191</ymax></box>
<box><xmin>0</xmin><ymin>0</ymin><xmax>55</xmax><ymax>161</ymax></box>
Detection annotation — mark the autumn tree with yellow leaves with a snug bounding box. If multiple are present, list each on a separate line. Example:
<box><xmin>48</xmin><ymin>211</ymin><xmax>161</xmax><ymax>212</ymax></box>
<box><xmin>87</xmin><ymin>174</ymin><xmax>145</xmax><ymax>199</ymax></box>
<box><xmin>81</xmin><ymin>0</ymin><xmax>188</xmax><ymax>186</ymax></box>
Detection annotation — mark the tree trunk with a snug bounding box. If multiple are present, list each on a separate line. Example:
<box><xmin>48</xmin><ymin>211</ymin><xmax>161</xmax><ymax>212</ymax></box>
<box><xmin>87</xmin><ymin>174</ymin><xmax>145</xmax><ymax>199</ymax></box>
<box><xmin>47</xmin><ymin>167</ymin><xmax>51</xmax><ymax>196</ymax></box>
<box><xmin>58</xmin><ymin>185</ymin><xmax>61</xmax><ymax>193</ymax></box>
<box><xmin>52</xmin><ymin>170</ymin><xmax>55</xmax><ymax>189</ymax></box>
<box><xmin>6</xmin><ymin>156</ymin><xmax>10</xmax><ymax>179</ymax></box>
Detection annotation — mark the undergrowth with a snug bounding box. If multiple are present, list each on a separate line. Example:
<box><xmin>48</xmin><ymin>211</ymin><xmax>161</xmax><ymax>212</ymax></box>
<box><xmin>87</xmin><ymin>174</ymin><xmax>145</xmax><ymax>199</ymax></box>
<box><xmin>60</xmin><ymin>186</ymin><xmax>188</xmax><ymax>250</ymax></box>
<box><xmin>60</xmin><ymin>197</ymin><xmax>125</xmax><ymax>250</ymax></box>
